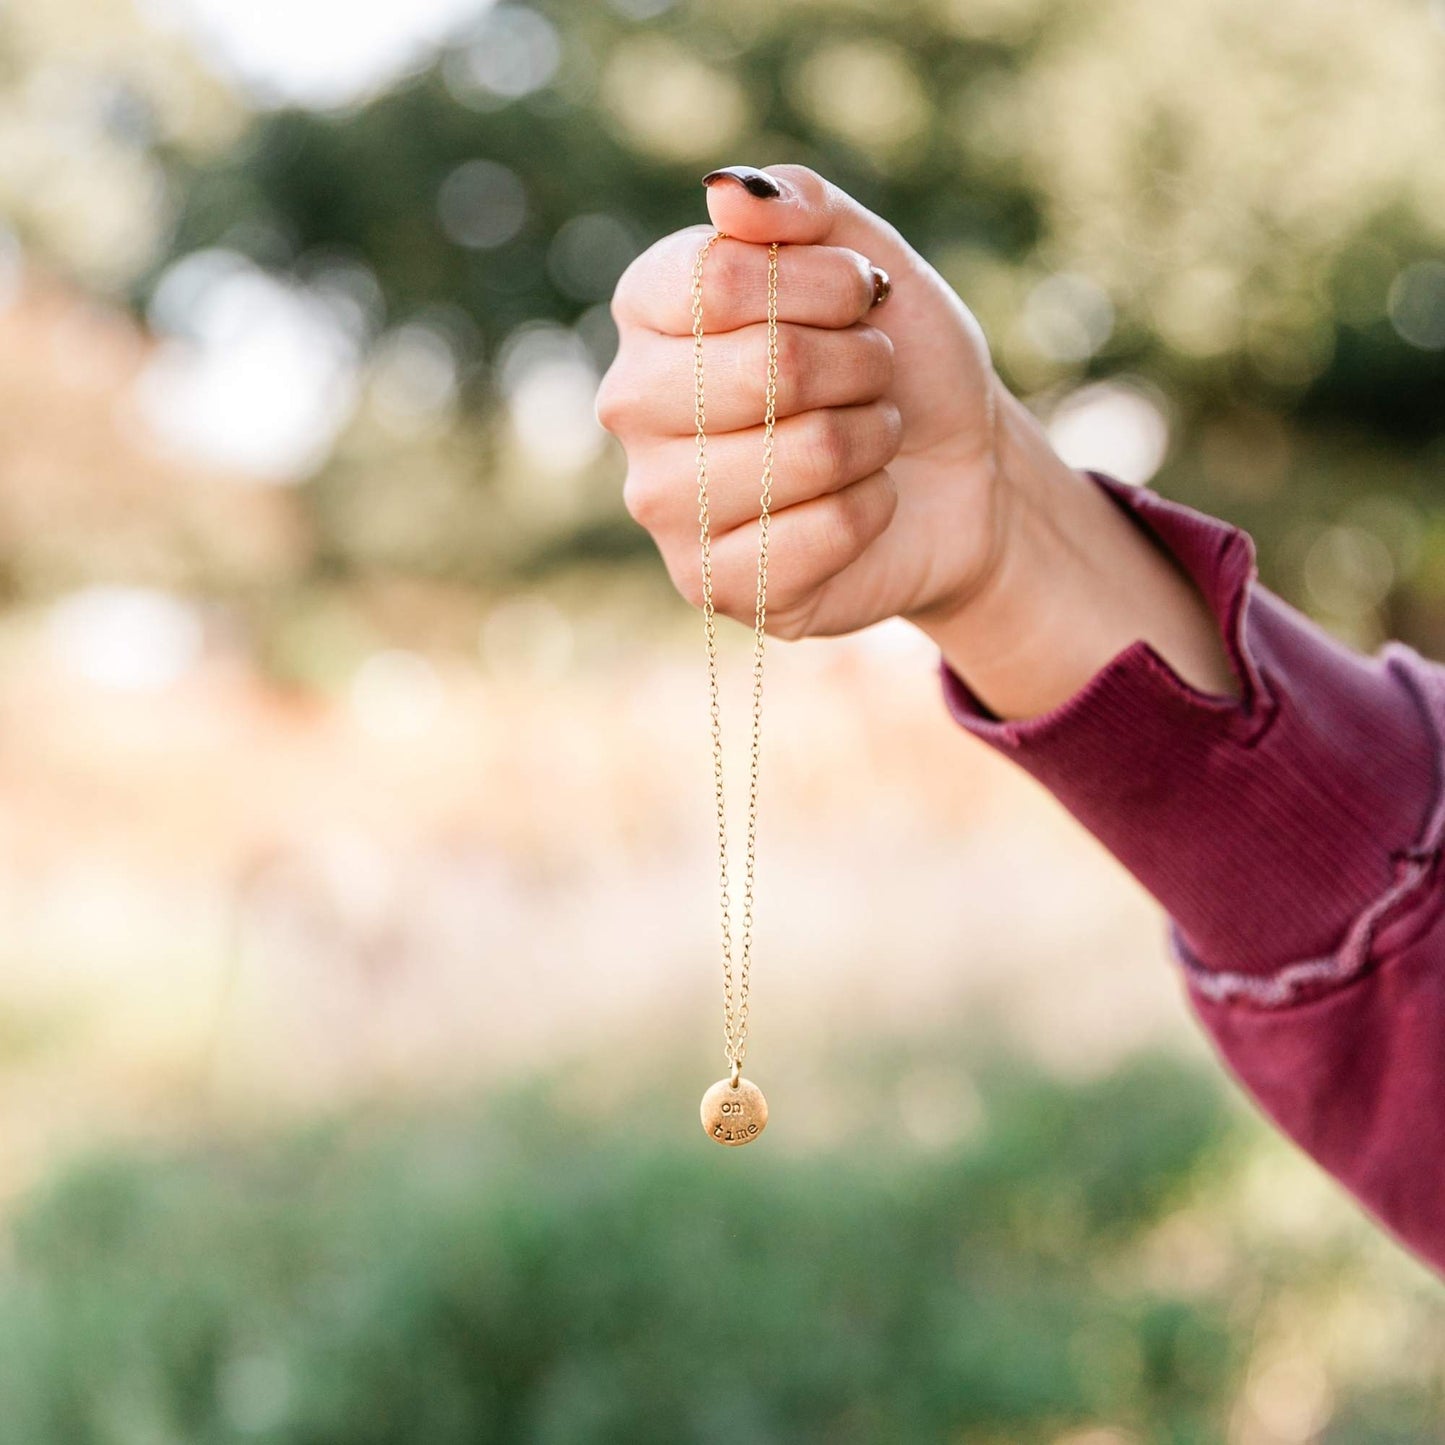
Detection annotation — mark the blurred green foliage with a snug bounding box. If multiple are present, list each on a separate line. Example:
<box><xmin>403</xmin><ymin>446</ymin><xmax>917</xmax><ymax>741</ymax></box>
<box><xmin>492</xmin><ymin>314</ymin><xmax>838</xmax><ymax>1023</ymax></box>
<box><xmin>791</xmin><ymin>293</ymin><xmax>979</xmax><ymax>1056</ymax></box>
<box><xmin>141</xmin><ymin>0</ymin><xmax>1445</xmax><ymax>646</ymax></box>
<box><xmin>4</xmin><ymin>0</ymin><xmax>1445</xmax><ymax>650</ymax></box>
<box><xmin>0</xmin><ymin>1053</ymin><xmax>1440</xmax><ymax>1443</ymax></box>
<box><xmin>0</xmin><ymin>1057</ymin><xmax>1228</xmax><ymax>1443</ymax></box>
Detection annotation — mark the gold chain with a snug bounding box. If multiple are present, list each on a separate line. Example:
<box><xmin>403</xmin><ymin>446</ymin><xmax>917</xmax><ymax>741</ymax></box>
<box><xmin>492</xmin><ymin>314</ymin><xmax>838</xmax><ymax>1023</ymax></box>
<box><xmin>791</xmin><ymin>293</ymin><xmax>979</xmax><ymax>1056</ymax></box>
<box><xmin>691</xmin><ymin>232</ymin><xmax>779</xmax><ymax>1078</ymax></box>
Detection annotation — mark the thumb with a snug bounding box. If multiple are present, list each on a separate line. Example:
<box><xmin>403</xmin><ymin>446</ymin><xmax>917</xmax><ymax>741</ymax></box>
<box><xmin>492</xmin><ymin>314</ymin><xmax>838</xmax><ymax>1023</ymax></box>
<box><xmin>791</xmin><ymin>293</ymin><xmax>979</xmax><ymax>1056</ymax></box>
<box><xmin>701</xmin><ymin>164</ymin><xmax>916</xmax><ymax>276</ymax></box>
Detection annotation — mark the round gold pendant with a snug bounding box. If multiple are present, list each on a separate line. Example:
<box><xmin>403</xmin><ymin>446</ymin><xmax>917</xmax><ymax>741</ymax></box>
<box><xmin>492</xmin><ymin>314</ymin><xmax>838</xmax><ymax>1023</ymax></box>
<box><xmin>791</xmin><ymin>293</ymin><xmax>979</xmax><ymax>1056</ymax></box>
<box><xmin>700</xmin><ymin>1076</ymin><xmax>768</xmax><ymax>1146</ymax></box>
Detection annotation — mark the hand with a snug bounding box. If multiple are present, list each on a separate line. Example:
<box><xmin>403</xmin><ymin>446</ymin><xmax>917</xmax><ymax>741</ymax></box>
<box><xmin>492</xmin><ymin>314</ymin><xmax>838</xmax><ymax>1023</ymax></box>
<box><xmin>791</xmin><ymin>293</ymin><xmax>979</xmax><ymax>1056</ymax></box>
<box><xmin>597</xmin><ymin>164</ymin><xmax>1238</xmax><ymax>717</ymax></box>
<box><xmin>597</xmin><ymin>163</ymin><xmax>1005</xmax><ymax>641</ymax></box>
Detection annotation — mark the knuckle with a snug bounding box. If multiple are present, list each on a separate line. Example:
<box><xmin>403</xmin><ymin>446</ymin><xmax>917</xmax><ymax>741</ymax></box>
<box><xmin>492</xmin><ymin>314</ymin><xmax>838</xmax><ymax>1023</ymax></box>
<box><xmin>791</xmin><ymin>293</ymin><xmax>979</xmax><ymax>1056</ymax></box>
<box><xmin>669</xmin><ymin>553</ymin><xmax>706</xmax><ymax>611</ymax></box>
<box><xmin>771</xmin><ymin>326</ymin><xmax>805</xmax><ymax>404</ymax></box>
<box><xmin>681</xmin><ymin>574</ymin><xmax>707</xmax><ymax>612</ymax></box>
<box><xmin>829</xmin><ymin>473</ymin><xmax>894</xmax><ymax>556</ymax></box>
<box><xmin>861</xmin><ymin>327</ymin><xmax>895</xmax><ymax>389</ymax></box>
<box><xmin>593</xmin><ymin>364</ymin><xmax>631</xmax><ymax>434</ymax></box>
<box><xmin>862</xmin><ymin>323</ymin><xmax>895</xmax><ymax>365</ymax></box>
<box><xmin>867</xmin><ymin>471</ymin><xmax>900</xmax><ymax>535</ymax></box>
<box><xmin>765</xmin><ymin>566</ymin><xmax>823</xmax><ymax>638</ymax></box>
<box><xmin>609</xmin><ymin>263</ymin><xmax>639</xmax><ymax>324</ymax></box>
<box><xmin>708</xmin><ymin>561</ymin><xmax>758</xmax><ymax>622</ymax></box>
<box><xmin>823</xmin><ymin>327</ymin><xmax>890</xmax><ymax>402</ymax></box>
<box><xmin>876</xmin><ymin>399</ymin><xmax>904</xmax><ymax>457</ymax></box>
<box><xmin>836</xmin><ymin>247</ymin><xmax>875</xmax><ymax>315</ymax></box>
<box><xmin>621</xmin><ymin>468</ymin><xmax>662</xmax><ymax>529</ymax></box>
<box><xmin>824</xmin><ymin>494</ymin><xmax>870</xmax><ymax>558</ymax></box>
<box><xmin>767</xmin><ymin>606</ymin><xmax>813</xmax><ymax>642</ymax></box>
<box><xmin>609</xmin><ymin>248</ymin><xmax>655</xmax><ymax>324</ymax></box>
<box><xmin>804</xmin><ymin>409</ymin><xmax>851</xmax><ymax>486</ymax></box>
<box><xmin>709</xmin><ymin>244</ymin><xmax>749</xmax><ymax>310</ymax></box>
<box><xmin>774</xmin><ymin>323</ymin><xmax>804</xmax><ymax>375</ymax></box>
<box><xmin>612</xmin><ymin>230</ymin><xmax>685</xmax><ymax>321</ymax></box>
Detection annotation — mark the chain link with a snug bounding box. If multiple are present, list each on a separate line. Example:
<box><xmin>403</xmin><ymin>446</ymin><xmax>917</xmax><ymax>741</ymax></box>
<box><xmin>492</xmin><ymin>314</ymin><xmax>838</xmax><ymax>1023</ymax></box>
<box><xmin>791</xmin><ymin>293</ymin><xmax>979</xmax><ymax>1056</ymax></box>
<box><xmin>691</xmin><ymin>232</ymin><xmax>779</xmax><ymax>1074</ymax></box>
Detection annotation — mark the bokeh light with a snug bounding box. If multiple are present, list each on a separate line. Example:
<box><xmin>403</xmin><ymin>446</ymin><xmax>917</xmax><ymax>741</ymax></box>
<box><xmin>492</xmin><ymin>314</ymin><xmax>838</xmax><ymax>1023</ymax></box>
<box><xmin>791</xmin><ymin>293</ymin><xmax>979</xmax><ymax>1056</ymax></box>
<box><xmin>600</xmin><ymin>37</ymin><xmax>745</xmax><ymax>161</ymax></box>
<box><xmin>436</xmin><ymin>157</ymin><xmax>528</xmax><ymax>250</ymax></box>
<box><xmin>497</xmin><ymin>321</ymin><xmax>606</xmax><ymax>477</ymax></box>
<box><xmin>546</xmin><ymin>213</ymin><xmax>639</xmax><ymax>302</ymax></box>
<box><xmin>1046</xmin><ymin>381</ymin><xmax>1171</xmax><ymax>486</ymax></box>
<box><xmin>47</xmin><ymin>585</ymin><xmax>204</xmax><ymax>691</ymax></box>
<box><xmin>442</xmin><ymin>4</ymin><xmax>561</xmax><ymax>107</ymax></box>
<box><xmin>366</xmin><ymin>322</ymin><xmax>460</xmax><ymax>437</ymax></box>
<box><xmin>1021</xmin><ymin>272</ymin><xmax>1115</xmax><ymax>363</ymax></box>
<box><xmin>174</xmin><ymin>0</ymin><xmax>488</xmax><ymax>108</ymax></box>
<box><xmin>793</xmin><ymin>40</ymin><xmax>930</xmax><ymax>164</ymax></box>
<box><xmin>1388</xmin><ymin>259</ymin><xmax>1445</xmax><ymax>351</ymax></box>
<box><xmin>138</xmin><ymin>249</ymin><xmax>362</xmax><ymax>478</ymax></box>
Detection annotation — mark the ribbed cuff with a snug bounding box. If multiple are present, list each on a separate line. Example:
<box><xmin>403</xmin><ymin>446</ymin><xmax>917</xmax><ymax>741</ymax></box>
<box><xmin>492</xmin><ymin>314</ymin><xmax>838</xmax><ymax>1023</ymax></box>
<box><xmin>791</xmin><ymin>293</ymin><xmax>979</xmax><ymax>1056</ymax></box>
<box><xmin>938</xmin><ymin>472</ymin><xmax>1441</xmax><ymax>999</ymax></box>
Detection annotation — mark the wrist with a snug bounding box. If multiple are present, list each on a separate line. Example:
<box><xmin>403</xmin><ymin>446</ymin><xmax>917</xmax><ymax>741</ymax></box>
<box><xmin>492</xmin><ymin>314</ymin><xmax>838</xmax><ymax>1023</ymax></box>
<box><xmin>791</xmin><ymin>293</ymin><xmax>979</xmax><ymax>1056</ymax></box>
<box><xmin>908</xmin><ymin>389</ymin><xmax>1239</xmax><ymax>720</ymax></box>
<box><xmin>908</xmin><ymin>395</ymin><xmax>1106</xmax><ymax>717</ymax></box>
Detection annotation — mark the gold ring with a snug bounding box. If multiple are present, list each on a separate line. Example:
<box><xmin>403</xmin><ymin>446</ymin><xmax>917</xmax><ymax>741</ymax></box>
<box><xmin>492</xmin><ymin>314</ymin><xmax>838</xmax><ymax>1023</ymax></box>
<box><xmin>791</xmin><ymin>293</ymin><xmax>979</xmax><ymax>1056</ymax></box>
<box><xmin>869</xmin><ymin>265</ymin><xmax>891</xmax><ymax>308</ymax></box>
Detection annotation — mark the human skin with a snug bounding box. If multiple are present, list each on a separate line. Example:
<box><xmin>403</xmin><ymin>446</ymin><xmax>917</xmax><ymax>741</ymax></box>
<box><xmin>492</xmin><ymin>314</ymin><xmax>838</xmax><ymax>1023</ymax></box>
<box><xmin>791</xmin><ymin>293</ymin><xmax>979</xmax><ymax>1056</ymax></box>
<box><xmin>595</xmin><ymin>163</ymin><xmax>1238</xmax><ymax>720</ymax></box>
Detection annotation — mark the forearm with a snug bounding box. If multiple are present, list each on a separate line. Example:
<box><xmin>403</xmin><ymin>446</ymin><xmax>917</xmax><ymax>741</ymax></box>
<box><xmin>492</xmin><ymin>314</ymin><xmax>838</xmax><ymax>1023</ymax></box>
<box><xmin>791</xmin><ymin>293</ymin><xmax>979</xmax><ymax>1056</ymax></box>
<box><xmin>911</xmin><ymin>387</ymin><xmax>1238</xmax><ymax>719</ymax></box>
<box><xmin>920</xmin><ymin>439</ymin><xmax>1445</xmax><ymax>1270</ymax></box>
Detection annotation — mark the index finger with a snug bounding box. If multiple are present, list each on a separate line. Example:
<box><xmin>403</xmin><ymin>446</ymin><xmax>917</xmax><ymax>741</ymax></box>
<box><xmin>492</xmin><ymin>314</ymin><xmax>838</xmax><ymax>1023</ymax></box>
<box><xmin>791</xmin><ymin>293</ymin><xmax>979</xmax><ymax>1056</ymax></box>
<box><xmin>611</xmin><ymin>229</ymin><xmax>878</xmax><ymax>337</ymax></box>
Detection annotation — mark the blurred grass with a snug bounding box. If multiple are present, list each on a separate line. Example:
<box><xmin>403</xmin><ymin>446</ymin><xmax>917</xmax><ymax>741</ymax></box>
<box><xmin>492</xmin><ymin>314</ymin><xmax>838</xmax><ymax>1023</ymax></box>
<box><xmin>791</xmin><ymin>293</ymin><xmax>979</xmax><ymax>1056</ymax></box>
<box><xmin>0</xmin><ymin>1047</ymin><xmax>1440</xmax><ymax>1444</ymax></box>
<box><xmin>0</xmin><ymin>1054</ymin><xmax>1237</xmax><ymax>1444</ymax></box>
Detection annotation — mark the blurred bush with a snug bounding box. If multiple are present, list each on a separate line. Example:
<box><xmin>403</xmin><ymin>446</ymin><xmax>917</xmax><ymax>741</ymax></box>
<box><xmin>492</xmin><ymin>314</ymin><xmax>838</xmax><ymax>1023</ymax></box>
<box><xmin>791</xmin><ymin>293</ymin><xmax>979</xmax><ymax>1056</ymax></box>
<box><xmin>0</xmin><ymin>1052</ymin><xmax>1440</xmax><ymax>1443</ymax></box>
<box><xmin>0</xmin><ymin>1056</ymin><xmax>1235</xmax><ymax>1443</ymax></box>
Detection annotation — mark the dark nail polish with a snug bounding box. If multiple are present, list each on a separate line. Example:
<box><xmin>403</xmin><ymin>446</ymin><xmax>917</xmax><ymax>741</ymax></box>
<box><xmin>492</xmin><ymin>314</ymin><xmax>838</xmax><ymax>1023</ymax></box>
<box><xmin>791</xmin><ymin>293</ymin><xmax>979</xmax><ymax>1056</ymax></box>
<box><xmin>701</xmin><ymin>166</ymin><xmax>781</xmax><ymax>199</ymax></box>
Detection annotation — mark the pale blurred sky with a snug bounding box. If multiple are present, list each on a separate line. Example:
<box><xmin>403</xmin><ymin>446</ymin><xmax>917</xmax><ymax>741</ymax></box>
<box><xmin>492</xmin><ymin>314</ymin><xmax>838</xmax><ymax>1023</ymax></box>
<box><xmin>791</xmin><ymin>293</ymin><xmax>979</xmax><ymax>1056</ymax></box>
<box><xmin>134</xmin><ymin>0</ymin><xmax>622</xmax><ymax>483</ymax></box>
<box><xmin>165</xmin><ymin>0</ymin><xmax>498</xmax><ymax>109</ymax></box>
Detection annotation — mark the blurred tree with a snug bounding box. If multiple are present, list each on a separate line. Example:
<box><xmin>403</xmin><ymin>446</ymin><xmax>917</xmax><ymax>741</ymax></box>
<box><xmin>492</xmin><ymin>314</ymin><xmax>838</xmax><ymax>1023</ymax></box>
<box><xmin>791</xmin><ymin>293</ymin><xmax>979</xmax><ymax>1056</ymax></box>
<box><xmin>5</xmin><ymin>0</ymin><xmax>1445</xmax><ymax>649</ymax></box>
<box><xmin>0</xmin><ymin>0</ymin><xmax>240</xmax><ymax>289</ymax></box>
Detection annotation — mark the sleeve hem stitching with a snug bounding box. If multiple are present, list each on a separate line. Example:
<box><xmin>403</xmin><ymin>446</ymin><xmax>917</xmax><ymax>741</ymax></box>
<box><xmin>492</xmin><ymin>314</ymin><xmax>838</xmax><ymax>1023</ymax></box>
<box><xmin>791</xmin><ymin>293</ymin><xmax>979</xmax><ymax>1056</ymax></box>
<box><xmin>1174</xmin><ymin>651</ymin><xmax>1445</xmax><ymax>1009</ymax></box>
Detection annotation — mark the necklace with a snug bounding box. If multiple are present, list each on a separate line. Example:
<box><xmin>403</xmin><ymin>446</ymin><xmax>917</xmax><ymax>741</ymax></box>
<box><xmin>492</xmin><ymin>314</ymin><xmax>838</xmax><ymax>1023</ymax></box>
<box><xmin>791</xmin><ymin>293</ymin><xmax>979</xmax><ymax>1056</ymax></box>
<box><xmin>692</xmin><ymin>231</ymin><xmax>779</xmax><ymax>1147</ymax></box>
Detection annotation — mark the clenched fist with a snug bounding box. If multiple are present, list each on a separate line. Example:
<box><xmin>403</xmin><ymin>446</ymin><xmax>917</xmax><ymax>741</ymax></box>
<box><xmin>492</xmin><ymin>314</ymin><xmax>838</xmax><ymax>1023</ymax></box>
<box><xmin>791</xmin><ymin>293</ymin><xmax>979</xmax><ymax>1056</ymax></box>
<box><xmin>596</xmin><ymin>163</ymin><xmax>1003</xmax><ymax>642</ymax></box>
<box><xmin>597</xmin><ymin>164</ymin><xmax>1236</xmax><ymax>718</ymax></box>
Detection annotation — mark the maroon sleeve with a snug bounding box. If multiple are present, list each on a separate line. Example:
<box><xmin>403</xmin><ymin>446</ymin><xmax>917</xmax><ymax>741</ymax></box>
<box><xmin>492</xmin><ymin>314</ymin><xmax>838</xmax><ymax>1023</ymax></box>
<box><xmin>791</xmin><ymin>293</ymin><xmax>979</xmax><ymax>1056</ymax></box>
<box><xmin>938</xmin><ymin>470</ymin><xmax>1445</xmax><ymax>1272</ymax></box>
